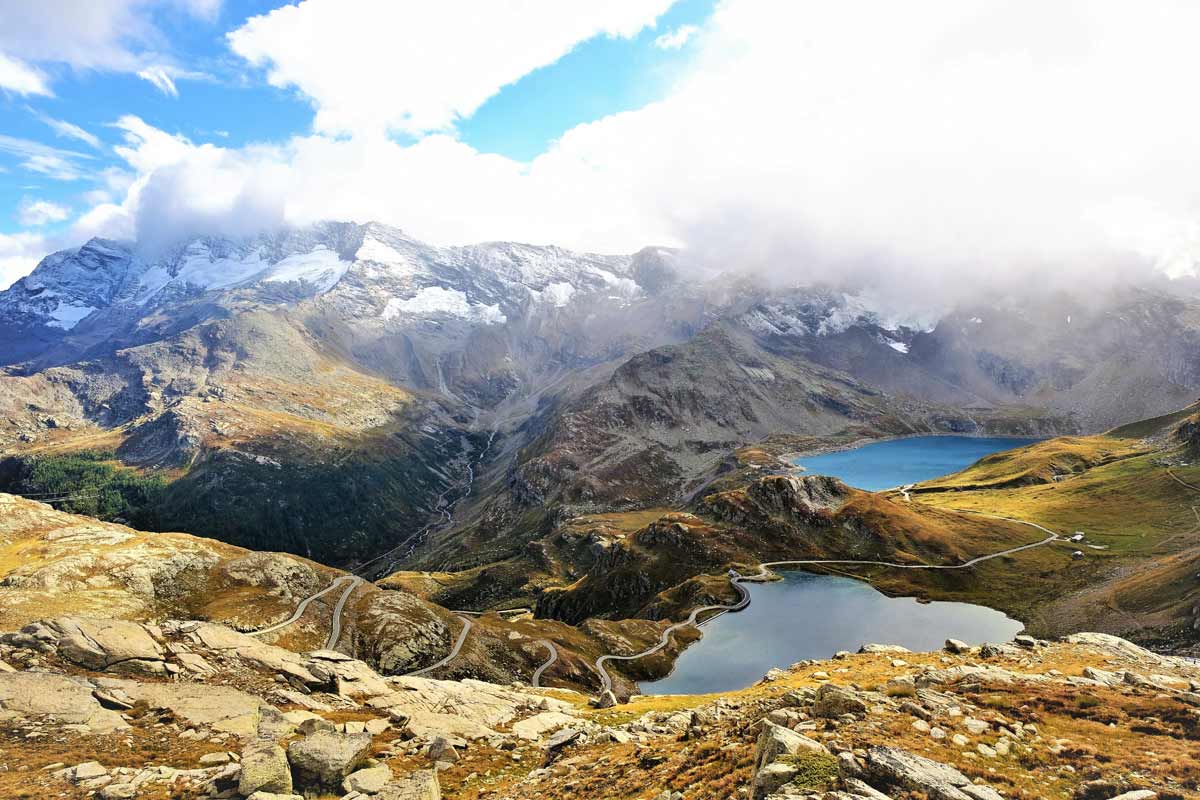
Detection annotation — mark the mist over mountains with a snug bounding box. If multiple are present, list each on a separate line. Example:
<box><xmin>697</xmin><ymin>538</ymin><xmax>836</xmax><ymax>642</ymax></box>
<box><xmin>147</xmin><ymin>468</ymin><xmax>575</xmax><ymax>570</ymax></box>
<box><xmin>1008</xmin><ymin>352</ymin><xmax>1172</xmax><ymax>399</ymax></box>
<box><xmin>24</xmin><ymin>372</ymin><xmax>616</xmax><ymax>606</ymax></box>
<box><xmin>2</xmin><ymin>220</ymin><xmax>1199</xmax><ymax>570</ymax></box>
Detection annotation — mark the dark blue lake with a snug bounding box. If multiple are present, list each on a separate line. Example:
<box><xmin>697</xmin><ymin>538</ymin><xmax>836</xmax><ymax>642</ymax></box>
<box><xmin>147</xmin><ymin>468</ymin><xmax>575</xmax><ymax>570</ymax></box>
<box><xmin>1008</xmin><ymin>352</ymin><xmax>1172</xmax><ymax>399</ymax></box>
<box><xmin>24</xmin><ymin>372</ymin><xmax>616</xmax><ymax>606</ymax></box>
<box><xmin>643</xmin><ymin>573</ymin><xmax>1023</xmax><ymax>695</ymax></box>
<box><xmin>792</xmin><ymin>435</ymin><xmax>1040</xmax><ymax>491</ymax></box>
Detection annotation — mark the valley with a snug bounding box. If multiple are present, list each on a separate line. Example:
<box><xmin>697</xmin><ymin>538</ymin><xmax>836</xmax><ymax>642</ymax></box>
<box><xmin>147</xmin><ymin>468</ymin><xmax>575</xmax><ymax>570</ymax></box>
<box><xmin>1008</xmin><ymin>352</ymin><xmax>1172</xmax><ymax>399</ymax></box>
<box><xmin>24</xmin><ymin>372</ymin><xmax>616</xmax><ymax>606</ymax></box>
<box><xmin>1</xmin><ymin>224</ymin><xmax>1200</xmax><ymax>799</ymax></box>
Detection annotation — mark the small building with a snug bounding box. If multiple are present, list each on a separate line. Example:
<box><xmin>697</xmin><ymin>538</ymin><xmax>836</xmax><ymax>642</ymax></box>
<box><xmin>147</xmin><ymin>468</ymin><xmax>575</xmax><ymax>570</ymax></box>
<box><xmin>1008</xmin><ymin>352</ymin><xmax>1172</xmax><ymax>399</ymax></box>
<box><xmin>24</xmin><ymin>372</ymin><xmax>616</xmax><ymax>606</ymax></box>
<box><xmin>1069</xmin><ymin>533</ymin><xmax>1085</xmax><ymax>542</ymax></box>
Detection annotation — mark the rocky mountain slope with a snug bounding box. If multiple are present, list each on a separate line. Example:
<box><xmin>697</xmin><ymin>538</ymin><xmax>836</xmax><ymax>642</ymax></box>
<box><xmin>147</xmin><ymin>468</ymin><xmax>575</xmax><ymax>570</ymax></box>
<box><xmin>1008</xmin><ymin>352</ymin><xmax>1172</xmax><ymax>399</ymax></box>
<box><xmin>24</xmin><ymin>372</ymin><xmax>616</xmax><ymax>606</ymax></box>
<box><xmin>4</xmin><ymin>222</ymin><xmax>1200</xmax><ymax>576</ymax></box>
<box><xmin>0</xmin><ymin>493</ymin><xmax>700</xmax><ymax>697</ymax></box>
<box><xmin>0</xmin><ymin>611</ymin><xmax>1196</xmax><ymax>800</ymax></box>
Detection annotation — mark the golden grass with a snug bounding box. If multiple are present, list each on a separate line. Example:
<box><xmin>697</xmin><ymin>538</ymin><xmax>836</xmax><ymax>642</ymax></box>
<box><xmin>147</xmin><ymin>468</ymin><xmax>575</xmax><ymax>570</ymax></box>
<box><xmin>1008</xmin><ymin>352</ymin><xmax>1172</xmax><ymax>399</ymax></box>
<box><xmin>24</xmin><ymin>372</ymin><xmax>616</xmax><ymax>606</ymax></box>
<box><xmin>919</xmin><ymin>435</ymin><xmax>1146</xmax><ymax>491</ymax></box>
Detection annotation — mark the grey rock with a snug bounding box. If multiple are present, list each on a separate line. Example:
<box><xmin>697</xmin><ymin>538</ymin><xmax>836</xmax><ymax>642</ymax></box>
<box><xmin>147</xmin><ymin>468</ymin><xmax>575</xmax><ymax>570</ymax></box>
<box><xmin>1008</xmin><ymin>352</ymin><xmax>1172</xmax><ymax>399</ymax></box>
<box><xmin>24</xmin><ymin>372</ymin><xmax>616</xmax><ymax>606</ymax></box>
<box><xmin>0</xmin><ymin>673</ymin><xmax>127</xmax><ymax>733</ymax></box>
<box><xmin>374</xmin><ymin>770</ymin><xmax>441</xmax><ymax>800</ymax></box>
<box><xmin>843</xmin><ymin>777</ymin><xmax>894</xmax><ymax>799</ymax></box>
<box><xmin>865</xmin><ymin>746</ymin><xmax>979</xmax><ymax>800</ymax></box>
<box><xmin>812</xmin><ymin>684</ymin><xmax>869</xmax><ymax>718</ymax></box>
<box><xmin>754</xmin><ymin>761</ymin><xmax>799</xmax><ymax>798</ymax></box>
<box><xmin>427</xmin><ymin>737</ymin><xmax>459</xmax><ymax>763</ymax></box>
<box><xmin>754</xmin><ymin>721</ymin><xmax>827</xmax><ymax>773</ymax></box>
<box><xmin>343</xmin><ymin>764</ymin><xmax>393</xmax><ymax>794</ymax></box>
<box><xmin>298</xmin><ymin>716</ymin><xmax>336</xmax><ymax>735</ymax></box>
<box><xmin>287</xmin><ymin>730</ymin><xmax>373</xmax><ymax>789</ymax></box>
<box><xmin>546</xmin><ymin>727</ymin><xmax>583</xmax><ymax>750</ymax></box>
<box><xmin>239</xmin><ymin>740</ymin><xmax>292</xmax><ymax>797</ymax></box>
<box><xmin>858</xmin><ymin>644</ymin><xmax>911</xmax><ymax>654</ymax></box>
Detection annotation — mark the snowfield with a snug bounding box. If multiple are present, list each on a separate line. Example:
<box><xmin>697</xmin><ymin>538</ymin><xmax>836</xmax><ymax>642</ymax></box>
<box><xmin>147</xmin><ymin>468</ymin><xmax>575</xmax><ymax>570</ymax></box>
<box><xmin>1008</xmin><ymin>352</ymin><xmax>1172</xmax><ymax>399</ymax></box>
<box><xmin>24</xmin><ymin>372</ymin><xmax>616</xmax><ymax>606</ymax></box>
<box><xmin>381</xmin><ymin>286</ymin><xmax>506</xmax><ymax>325</ymax></box>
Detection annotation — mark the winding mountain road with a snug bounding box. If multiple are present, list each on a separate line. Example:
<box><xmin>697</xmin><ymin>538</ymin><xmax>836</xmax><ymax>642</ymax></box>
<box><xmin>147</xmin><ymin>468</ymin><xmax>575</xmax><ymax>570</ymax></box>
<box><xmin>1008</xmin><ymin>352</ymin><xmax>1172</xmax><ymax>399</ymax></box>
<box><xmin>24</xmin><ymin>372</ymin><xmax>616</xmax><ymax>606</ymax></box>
<box><xmin>592</xmin><ymin>513</ymin><xmax>1062</xmax><ymax>694</ymax></box>
<box><xmin>250</xmin><ymin>513</ymin><xmax>1062</xmax><ymax>696</ymax></box>
<box><xmin>248</xmin><ymin>575</ymin><xmax>363</xmax><ymax>650</ymax></box>
<box><xmin>407</xmin><ymin>615</ymin><xmax>474</xmax><ymax>677</ymax></box>
<box><xmin>324</xmin><ymin>576</ymin><xmax>364</xmax><ymax>649</ymax></box>
<box><xmin>531</xmin><ymin>640</ymin><xmax>558</xmax><ymax>688</ymax></box>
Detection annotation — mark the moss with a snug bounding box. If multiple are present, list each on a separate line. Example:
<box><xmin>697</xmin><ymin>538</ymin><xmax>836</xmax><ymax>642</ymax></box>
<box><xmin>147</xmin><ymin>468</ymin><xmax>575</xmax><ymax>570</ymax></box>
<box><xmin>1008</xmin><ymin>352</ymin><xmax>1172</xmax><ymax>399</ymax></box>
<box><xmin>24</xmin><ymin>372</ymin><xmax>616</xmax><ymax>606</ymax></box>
<box><xmin>776</xmin><ymin>751</ymin><xmax>839</xmax><ymax>789</ymax></box>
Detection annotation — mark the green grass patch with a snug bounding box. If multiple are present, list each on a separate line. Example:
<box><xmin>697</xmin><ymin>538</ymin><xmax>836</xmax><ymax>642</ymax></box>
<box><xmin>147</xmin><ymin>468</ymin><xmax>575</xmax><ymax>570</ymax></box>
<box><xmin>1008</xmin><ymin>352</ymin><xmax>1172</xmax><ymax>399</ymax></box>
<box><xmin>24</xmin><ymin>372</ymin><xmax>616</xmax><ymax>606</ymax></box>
<box><xmin>777</xmin><ymin>752</ymin><xmax>839</xmax><ymax>789</ymax></box>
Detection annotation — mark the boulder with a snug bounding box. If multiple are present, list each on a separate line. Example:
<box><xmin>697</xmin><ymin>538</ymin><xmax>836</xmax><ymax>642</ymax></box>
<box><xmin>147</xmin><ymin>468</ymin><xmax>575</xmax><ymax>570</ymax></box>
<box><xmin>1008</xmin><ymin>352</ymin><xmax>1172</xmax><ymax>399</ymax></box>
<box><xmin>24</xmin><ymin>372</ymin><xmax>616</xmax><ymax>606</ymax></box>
<box><xmin>546</xmin><ymin>728</ymin><xmax>583</xmax><ymax>750</ymax></box>
<box><xmin>812</xmin><ymin>684</ymin><xmax>869</xmax><ymax>718</ymax></box>
<box><xmin>239</xmin><ymin>741</ymin><xmax>292</xmax><ymax>797</ymax></box>
<box><xmin>0</xmin><ymin>673</ymin><xmax>127</xmax><ymax>733</ymax></box>
<box><xmin>344</xmin><ymin>764</ymin><xmax>394</xmax><ymax>794</ymax></box>
<box><xmin>246</xmin><ymin>793</ymin><xmax>304</xmax><ymax>800</ymax></box>
<box><xmin>375</xmin><ymin>770</ymin><xmax>441</xmax><ymax>800</ymax></box>
<box><xmin>427</xmin><ymin>736</ymin><xmax>459</xmax><ymax>763</ymax></box>
<box><xmin>287</xmin><ymin>730</ymin><xmax>373</xmax><ymax>789</ymax></box>
<box><xmin>754</xmin><ymin>761</ymin><xmax>799</xmax><ymax>798</ymax></box>
<box><xmin>865</xmin><ymin>746</ymin><xmax>982</xmax><ymax>800</ymax></box>
<box><xmin>298</xmin><ymin>717</ymin><xmax>336</xmax><ymax>735</ymax></box>
<box><xmin>859</xmin><ymin>643</ymin><xmax>911</xmax><ymax>654</ymax></box>
<box><xmin>46</xmin><ymin>618</ymin><xmax>166</xmax><ymax>674</ymax></box>
<box><xmin>511</xmin><ymin>711</ymin><xmax>577</xmax><ymax>740</ymax></box>
<box><xmin>843</xmin><ymin>777</ymin><xmax>893</xmax><ymax>799</ymax></box>
<box><xmin>305</xmin><ymin>651</ymin><xmax>392</xmax><ymax>698</ymax></box>
<box><xmin>753</xmin><ymin>721</ymin><xmax>827</xmax><ymax>773</ymax></box>
<box><xmin>979</xmin><ymin>642</ymin><xmax>1021</xmax><ymax>659</ymax></box>
<box><xmin>1065</xmin><ymin>633</ymin><xmax>1170</xmax><ymax>664</ymax></box>
<box><xmin>96</xmin><ymin>678</ymin><xmax>266</xmax><ymax>736</ymax></box>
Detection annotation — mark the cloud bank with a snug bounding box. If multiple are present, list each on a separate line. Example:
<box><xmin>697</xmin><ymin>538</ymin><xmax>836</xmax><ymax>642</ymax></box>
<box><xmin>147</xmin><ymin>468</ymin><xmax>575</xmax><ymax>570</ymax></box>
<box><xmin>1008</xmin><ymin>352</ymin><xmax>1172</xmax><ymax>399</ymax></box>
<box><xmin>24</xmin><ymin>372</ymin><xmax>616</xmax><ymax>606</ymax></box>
<box><xmin>228</xmin><ymin>0</ymin><xmax>678</xmax><ymax>135</ymax></box>
<box><xmin>14</xmin><ymin>0</ymin><xmax>1200</xmax><ymax>306</ymax></box>
<box><xmin>0</xmin><ymin>0</ymin><xmax>217</xmax><ymax>96</ymax></box>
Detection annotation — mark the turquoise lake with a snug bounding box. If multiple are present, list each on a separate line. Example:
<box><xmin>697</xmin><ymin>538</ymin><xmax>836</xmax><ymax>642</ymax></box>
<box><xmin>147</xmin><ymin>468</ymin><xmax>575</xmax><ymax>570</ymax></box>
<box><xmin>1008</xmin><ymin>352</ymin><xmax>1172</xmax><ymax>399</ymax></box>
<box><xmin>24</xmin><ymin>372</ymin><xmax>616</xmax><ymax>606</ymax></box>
<box><xmin>792</xmin><ymin>435</ymin><xmax>1040</xmax><ymax>491</ymax></box>
<box><xmin>641</xmin><ymin>435</ymin><xmax>1035</xmax><ymax>695</ymax></box>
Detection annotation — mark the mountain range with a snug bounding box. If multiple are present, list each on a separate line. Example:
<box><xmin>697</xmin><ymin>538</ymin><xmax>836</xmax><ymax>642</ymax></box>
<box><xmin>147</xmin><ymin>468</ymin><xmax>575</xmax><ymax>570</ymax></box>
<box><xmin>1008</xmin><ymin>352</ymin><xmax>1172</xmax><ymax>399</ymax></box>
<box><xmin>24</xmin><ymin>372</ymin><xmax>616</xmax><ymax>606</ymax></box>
<box><xmin>3</xmin><ymin>222</ymin><xmax>1199</xmax><ymax>569</ymax></box>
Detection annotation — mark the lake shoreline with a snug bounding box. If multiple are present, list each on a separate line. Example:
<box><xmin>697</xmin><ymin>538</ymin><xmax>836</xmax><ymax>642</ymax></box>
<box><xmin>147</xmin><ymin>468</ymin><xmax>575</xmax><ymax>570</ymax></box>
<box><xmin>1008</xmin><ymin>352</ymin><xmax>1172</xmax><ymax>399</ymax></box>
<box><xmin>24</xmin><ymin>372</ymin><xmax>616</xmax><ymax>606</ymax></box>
<box><xmin>777</xmin><ymin>429</ymin><xmax>1049</xmax><ymax>472</ymax></box>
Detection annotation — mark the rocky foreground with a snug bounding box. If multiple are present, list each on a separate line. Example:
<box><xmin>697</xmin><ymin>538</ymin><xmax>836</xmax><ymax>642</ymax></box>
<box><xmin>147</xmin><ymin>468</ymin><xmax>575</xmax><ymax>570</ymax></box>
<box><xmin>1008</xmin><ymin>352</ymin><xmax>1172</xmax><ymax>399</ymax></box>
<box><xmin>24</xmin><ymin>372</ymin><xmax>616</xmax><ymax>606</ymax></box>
<box><xmin>0</xmin><ymin>616</ymin><xmax>1197</xmax><ymax>800</ymax></box>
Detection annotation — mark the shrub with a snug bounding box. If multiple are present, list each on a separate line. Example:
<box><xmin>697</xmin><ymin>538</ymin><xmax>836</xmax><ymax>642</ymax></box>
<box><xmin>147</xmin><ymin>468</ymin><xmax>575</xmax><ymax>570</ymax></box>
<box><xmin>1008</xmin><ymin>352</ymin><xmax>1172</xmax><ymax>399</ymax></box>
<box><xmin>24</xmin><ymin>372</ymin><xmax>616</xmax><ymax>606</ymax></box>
<box><xmin>777</xmin><ymin>752</ymin><xmax>839</xmax><ymax>789</ymax></box>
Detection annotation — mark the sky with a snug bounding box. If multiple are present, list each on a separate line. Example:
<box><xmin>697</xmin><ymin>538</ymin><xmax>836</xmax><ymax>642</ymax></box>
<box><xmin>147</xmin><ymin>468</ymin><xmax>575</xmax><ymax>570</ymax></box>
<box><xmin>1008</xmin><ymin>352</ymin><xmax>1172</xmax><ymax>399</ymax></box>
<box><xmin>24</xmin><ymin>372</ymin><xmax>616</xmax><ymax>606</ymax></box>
<box><xmin>2</xmin><ymin>1</ymin><xmax>1200</xmax><ymax>302</ymax></box>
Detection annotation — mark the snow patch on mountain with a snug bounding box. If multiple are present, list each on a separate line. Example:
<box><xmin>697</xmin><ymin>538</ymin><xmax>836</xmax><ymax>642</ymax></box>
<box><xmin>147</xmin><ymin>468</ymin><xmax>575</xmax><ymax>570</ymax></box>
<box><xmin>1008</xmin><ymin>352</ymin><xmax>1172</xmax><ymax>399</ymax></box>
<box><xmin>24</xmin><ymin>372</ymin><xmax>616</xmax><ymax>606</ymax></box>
<box><xmin>742</xmin><ymin>290</ymin><xmax>941</xmax><ymax>339</ymax></box>
<box><xmin>381</xmin><ymin>286</ymin><xmax>506</xmax><ymax>325</ymax></box>
<box><xmin>262</xmin><ymin>247</ymin><xmax>348</xmax><ymax>293</ymax></box>
<box><xmin>47</xmin><ymin>302</ymin><xmax>97</xmax><ymax>330</ymax></box>
<box><xmin>539</xmin><ymin>282</ymin><xmax>576</xmax><ymax>307</ymax></box>
<box><xmin>355</xmin><ymin>237</ymin><xmax>418</xmax><ymax>273</ymax></box>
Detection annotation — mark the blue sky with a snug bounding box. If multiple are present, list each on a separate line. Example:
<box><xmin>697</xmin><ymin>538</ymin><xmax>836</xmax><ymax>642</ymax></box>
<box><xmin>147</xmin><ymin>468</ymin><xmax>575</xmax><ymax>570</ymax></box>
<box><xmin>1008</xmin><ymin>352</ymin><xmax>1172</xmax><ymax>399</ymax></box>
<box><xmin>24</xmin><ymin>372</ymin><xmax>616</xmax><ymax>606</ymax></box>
<box><xmin>0</xmin><ymin>0</ymin><xmax>715</xmax><ymax>246</ymax></box>
<box><xmin>2</xmin><ymin>2</ymin><xmax>1199</xmax><ymax>295</ymax></box>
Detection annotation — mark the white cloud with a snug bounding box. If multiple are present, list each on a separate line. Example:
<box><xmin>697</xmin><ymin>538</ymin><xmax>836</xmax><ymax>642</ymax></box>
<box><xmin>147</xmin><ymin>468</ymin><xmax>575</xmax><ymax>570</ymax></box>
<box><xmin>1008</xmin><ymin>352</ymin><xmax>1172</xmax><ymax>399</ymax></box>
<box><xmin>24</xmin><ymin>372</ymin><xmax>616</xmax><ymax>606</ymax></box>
<box><xmin>137</xmin><ymin>66</ymin><xmax>178</xmax><ymax>97</ymax></box>
<box><xmin>12</xmin><ymin>0</ymin><xmax>1200</xmax><ymax>305</ymax></box>
<box><xmin>16</xmin><ymin>198</ymin><xmax>71</xmax><ymax>226</ymax></box>
<box><xmin>0</xmin><ymin>232</ymin><xmax>48</xmax><ymax>290</ymax></box>
<box><xmin>228</xmin><ymin>0</ymin><xmax>678</xmax><ymax>135</ymax></box>
<box><xmin>0</xmin><ymin>0</ymin><xmax>218</xmax><ymax>94</ymax></box>
<box><xmin>0</xmin><ymin>52</ymin><xmax>52</xmax><ymax>96</ymax></box>
<box><xmin>654</xmin><ymin>24</ymin><xmax>697</xmax><ymax>50</ymax></box>
<box><xmin>28</xmin><ymin>108</ymin><xmax>102</xmax><ymax>149</ymax></box>
<box><xmin>0</xmin><ymin>134</ymin><xmax>91</xmax><ymax>181</ymax></box>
